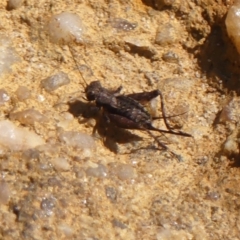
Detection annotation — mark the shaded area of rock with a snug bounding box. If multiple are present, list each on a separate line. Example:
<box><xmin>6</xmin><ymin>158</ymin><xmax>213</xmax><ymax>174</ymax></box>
<box><xmin>124</xmin><ymin>37</ymin><xmax>156</xmax><ymax>59</ymax></box>
<box><xmin>7</xmin><ymin>0</ymin><xmax>23</xmax><ymax>10</ymax></box>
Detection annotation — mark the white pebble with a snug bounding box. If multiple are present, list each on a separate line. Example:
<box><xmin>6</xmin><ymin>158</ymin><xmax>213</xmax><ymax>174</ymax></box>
<box><xmin>226</xmin><ymin>0</ymin><xmax>240</xmax><ymax>54</ymax></box>
<box><xmin>10</xmin><ymin>109</ymin><xmax>47</xmax><ymax>125</ymax></box>
<box><xmin>37</xmin><ymin>94</ymin><xmax>45</xmax><ymax>102</ymax></box>
<box><xmin>47</xmin><ymin>12</ymin><xmax>85</xmax><ymax>44</ymax></box>
<box><xmin>86</xmin><ymin>163</ymin><xmax>108</xmax><ymax>178</ymax></box>
<box><xmin>41</xmin><ymin>72</ymin><xmax>70</xmax><ymax>92</ymax></box>
<box><xmin>0</xmin><ymin>35</ymin><xmax>19</xmax><ymax>76</ymax></box>
<box><xmin>51</xmin><ymin>157</ymin><xmax>70</xmax><ymax>171</ymax></box>
<box><xmin>0</xmin><ymin>89</ymin><xmax>10</xmax><ymax>105</ymax></box>
<box><xmin>0</xmin><ymin>120</ymin><xmax>45</xmax><ymax>151</ymax></box>
<box><xmin>59</xmin><ymin>131</ymin><xmax>95</xmax><ymax>150</ymax></box>
<box><xmin>58</xmin><ymin>223</ymin><xmax>74</xmax><ymax>237</ymax></box>
<box><xmin>0</xmin><ymin>181</ymin><xmax>10</xmax><ymax>204</ymax></box>
<box><xmin>223</xmin><ymin>138</ymin><xmax>238</xmax><ymax>155</ymax></box>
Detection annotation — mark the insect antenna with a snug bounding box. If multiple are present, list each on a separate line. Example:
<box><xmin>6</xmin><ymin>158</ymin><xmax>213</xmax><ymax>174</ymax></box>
<box><xmin>68</xmin><ymin>45</ymin><xmax>88</xmax><ymax>89</ymax></box>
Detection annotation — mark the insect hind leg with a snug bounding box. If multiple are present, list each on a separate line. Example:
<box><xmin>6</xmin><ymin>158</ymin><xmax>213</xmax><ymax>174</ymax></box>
<box><xmin>145</xmin><ymin>129</ymin><xmax>181</xmax><ymax>160</ymax></box>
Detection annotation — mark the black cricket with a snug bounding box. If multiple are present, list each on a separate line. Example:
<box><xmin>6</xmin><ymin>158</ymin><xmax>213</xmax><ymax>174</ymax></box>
<box><xmin>69</xmin><ymin>48</ymin><xmax>191</xmax><ymax>157</ymax></box>
<box><xmin>85</xmin><ymin>80</ymin><xmax>191</xmax><ymax>156</ymax></box>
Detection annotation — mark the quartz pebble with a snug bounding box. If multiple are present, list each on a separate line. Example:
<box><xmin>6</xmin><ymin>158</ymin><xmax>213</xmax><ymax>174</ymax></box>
<box><xmin>108</xmin><ymin>18</ymin><xmax>137</xmax><ymax>31</ymax></box>
<box><xmin>115</xmin><ymin>164</ymin><xmax>135</xmax><ymax>180</ymax></box>
<box><xmin>51</xmin><ymin>157</ymin><xmax>71</xmax><ymax>171</ymax></box>
<box><xmin>0</xmin><ymin>89</ymin><xmax>10</xmax><ymax>105</ymax></box>
<box><xmin>86</xmin><ymin>163</ymin><xmax>108</xmax><ymax>178</ymax></box>
<box><xmin>0</xmin><ymin>181</ymin><xmax>10</xmax><ymax>204</ymax></box>
<box><xmin>41</xmin><ymin>72</ymin><xmax>70</xmax><ymax>92</ymax></box>
<box><xmin>59</xmin><ymin>131</ymin><xmax>95</xmax><ymax>150</ymax></box>
<box><xmin>57</xmin><ymin>112</ymin><xmax>74</xmax><ymax>129</ymax></box>
<box><xmin>0</xmin><ymin>120</ymin><xmax>45</xmax><ymax>151</ymax></box>
<box><xmin>10</xmin><ymin>109</ymin><xmax>47</xmax><ymax>125</ymax></box>
<box><xmin>223</xmin><ymin>138</ymin><xmax>239</xmax><ymax>156</ymax></box>
<box><xmin>47</xmin><ymin>12</ymin><xmax>85</xmax><ymax>44</ymax></box>
<box><xmin>226</xmin><ymin>0</ymin><xmax>240</xmax><ymax>54</ymax></box>
<box><xmin>15</xmin><ymin>86</ymin><xmax>31</xmax><ymax>101</ymax></box>
<box><xmin>0</xmin><ymin>35</ymin><xmax>19</xmax><ymax>76</ymax></box>
<box><xmin>41</xmin><ymin>196</ymin><xmax>56</xmax><ymax>216</ymax></box>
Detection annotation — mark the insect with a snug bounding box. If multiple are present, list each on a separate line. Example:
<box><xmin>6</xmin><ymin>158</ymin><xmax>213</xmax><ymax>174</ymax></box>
<box><xmin>69</xmin><ymin>48</ymin><xmax>191</xmax><ymax>158</ymax></box>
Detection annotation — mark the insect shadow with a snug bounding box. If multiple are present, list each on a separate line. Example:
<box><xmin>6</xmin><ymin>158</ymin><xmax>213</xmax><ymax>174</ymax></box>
<box><xmin>68</xmin><ymin>99</ymin><xmax>143</xmax><ymax>153</ymax></box>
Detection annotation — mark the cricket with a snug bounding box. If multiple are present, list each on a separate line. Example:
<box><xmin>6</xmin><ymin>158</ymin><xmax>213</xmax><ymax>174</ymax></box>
<box><xmin>69</xmin><ymin>47</ymin><xmax>192</xmax><ymax>158</ymax></box>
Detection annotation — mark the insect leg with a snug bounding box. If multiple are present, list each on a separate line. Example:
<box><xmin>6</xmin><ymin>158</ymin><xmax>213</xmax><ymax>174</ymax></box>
<box><xmin>145</xmin><ymin>129</ymin><xmax>181</xmax><ymax>160</ymax></box>
<box><xmin>127</xmin><ymin>90</ymin><xmax>187</xmax><ymax>133</ymax></box>
<box><xmin>126</xmin><ymin>90</ymin><xmax>159</xmax><ymax>105</ymax></box>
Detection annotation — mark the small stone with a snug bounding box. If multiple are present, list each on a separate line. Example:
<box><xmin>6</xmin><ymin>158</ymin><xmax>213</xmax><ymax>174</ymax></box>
<box><xmin>0</xmin><ymin>181</ymin><xmax>10</xmax><ymax>204</ymax></box>
<box><xmin>57</xmin><ymin>112</ymin><xmax>74</xmax><ymax>129</ymax></box>
<box><xmin>225</xmin><ymin>0</ymin><xmax>240</xmax><ymax>54</ymax></box>
<box><xmin>58</xmin><ymin>223</ymin><xmax>74</xmax><ymax>237</ymax></box>
<box><xmin>47</xmin><ymin>12</ymin><xmax>85</xmax><ymax>44</ymax></box>
<box><xmin>37</xmin><ymin>144</ymin><xmax>60</xmax><ymax>155</ymax></box>
<box><xmin>0</xmin><ymin>89</ymin><xmax>10</xmax><ymax>105</ymax></box>
<box><xmin>115</xmin><ymin>164</ymin><xmax>135</xmax><ymax>180</ymax></box>
<box><xmin>206</xmin><ymin>191</ymin><xmax>220</xmax><ymax>201</ymax></box>
<box><xmin>41</xmin><ymin>196</ymin><xmax>56</xmax><ymax>216</ymax></box>
<box><xmin>15</xmin><ymin>86</ymin><xmax>31</xmax><ymax>101</ymax></box>
<box><xmin>223</xmin><ymin>138</ymin><xmax>238</xmax><ymax>156</ymax></box>
<box><xmin>85</xmin><ymin>163</ymin><xmax>108</xmax><ymax>178</ymax></box>
<box><xmin>51</xmin><ymin>157</ymin><xmax>71</xmax><ymax>171</ymax></box>
<box><xmin>105</xmin><ymin>186</ymin><xmax>117</xmax><ymax>202</ymax></box>
<box><xmin>10</xmin><ymin>109</ymin><xmax>47</xmax><ymax>125</ymax></box>
<box><xmin>41</xmin><ymin>72</ymin><xmax>70</xmax><ymax>92</ymax></box>
<box><xmin>0</xmin><ymin>120</ymin><xmax>45</xmax><ymax>151</ymax></box>
<box><xmin>108</xmin><ymin>18</ymin><xmax>137</xmax><ymax>31</ymax></box>
<box><xmin>0</xmin><ymin>35</ymin><xmax>19</xmax><ymax>76</ymax></box>
<box><xmin>219</xmin><ymin>99</ymin><xmax>240</xmax><ymax>123</ymax></box>
<box><xmin>59</xmin><ymin>131</ymin><xmax>95</xmax><ymax>150</ymax></box>
<box><xmin>155</xmin><ymin>23</ymin><xmax>180</xmax><ymax>46</ymax></box>
<box><xmin>124</xmin><ymin>37</ymin><xmax>156</xmax><ymax>58</ymax></box>
<box><xmin>162</xmin><ymin>51</ymin><xmax>179</xmax><ymax>63</ymax></box>
<box><xmin>22</xmin><ymin>148</ymin><xmax>40</xmax><ymax>161</ymax></box>
<box><xmin>48</xmin><ymin>177</ymin><xmax>62</xmax><ymax>187</ymax></box>
<box><xmin>112</xmin><ymin>219</ymin><xmax>127</xmax><ymax>229</ymax></box>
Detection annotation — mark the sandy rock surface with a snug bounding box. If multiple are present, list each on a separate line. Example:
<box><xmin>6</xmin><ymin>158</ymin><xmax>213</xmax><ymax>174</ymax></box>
<box><xmin>0</xmin><ymin>0</ymin><xmax>240</xmax><ymax>239</ymax></box>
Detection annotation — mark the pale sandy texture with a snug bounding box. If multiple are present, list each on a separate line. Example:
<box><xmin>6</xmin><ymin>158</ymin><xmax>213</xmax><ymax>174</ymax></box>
<box><xmin>0</xmin><ymin>1</ymin><xmax>239</xmax><ymax>240</ymax></box>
